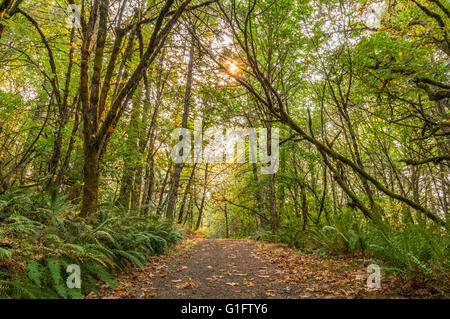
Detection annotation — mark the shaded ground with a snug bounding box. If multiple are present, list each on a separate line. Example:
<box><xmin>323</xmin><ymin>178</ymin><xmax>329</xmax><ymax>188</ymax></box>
<box><xmin>92</xmin><ymin>238</ymin><xmax>437</xmax><ymax>299</ymax></box>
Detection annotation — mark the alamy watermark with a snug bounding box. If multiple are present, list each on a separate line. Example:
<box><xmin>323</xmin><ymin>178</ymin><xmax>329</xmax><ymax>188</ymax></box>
<box><xmin>366</xmin><ymin>264</ymin><xmax>381</xmax><ymax>289</ymax></box>
<box><xmin>170</xmin><ymin>119</ymin><xmax>279</xmax><ymax>174</ymax></box>
<box><xmin>66</xmin><ymin>264</ymin><xmax>81</xmax><ymax>289</ymax></box>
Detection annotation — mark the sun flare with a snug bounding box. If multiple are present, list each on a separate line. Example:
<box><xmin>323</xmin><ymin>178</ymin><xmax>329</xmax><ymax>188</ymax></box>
<box><xmin>226</xmin><ymin>61</ymin><xmax>239</xmax><ymax>75</ymax></box>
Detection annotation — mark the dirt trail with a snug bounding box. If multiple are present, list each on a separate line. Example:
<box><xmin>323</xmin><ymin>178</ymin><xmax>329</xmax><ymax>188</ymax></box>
<box><xmin>93</xmin><ymin>238</ymin><xmax>417</xmax><ymax>299</ymax></box>
<box><xmin>145</xmin><ymin>239</ymin><xmax>291</xmax><ymax>298</ymax></box>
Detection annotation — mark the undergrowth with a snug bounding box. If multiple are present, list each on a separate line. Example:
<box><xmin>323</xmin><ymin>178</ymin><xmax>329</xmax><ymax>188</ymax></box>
<box><xmin>0</xmin><ymin>189</ymin><xmax>183</xmax><ymax>299</ymax></box>
<box><xmin>252</xmin><ymin>208</ymin><xmax>450</xmax><ymax>294</ymax></box>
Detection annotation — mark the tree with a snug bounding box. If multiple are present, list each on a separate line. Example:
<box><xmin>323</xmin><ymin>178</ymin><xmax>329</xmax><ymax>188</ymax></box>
<box><xmin>166</xmin><ymin>29</ymin><xmax>196</xmax><ymax>220</ymax></box>
<box><xmin>78</xmin><ymin>0</ymin><xmax>193</xmax><ymax>217</ymax></box>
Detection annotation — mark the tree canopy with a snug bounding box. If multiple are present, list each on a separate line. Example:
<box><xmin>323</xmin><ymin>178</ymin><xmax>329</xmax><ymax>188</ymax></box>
<box><xmin>0</xmin><ymin>0</ymin><xmax>448</xmax><ymax>298</ymax></box>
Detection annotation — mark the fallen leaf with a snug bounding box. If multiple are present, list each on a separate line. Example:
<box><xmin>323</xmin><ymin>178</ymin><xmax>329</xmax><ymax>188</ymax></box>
<box><xmin>177</xmin><ymin>278</ymin><xmax>196</xmax><ymax>289</ymax></box>
<box><xmin>283</xmin><ymin>276</ymin><xmax>291</xmax><ymax>283</ymax></box>
<box><xmin>226</xmin><ymin>282</ymin><xmax>239</xmax><ymax>286</ymax></box>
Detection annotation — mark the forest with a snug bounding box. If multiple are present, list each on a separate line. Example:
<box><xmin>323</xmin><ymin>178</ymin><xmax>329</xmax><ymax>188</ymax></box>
<box><xmin>0</xmin><ymin>0</ymin><xmax>448</xmax><ymax>299</ymax></box>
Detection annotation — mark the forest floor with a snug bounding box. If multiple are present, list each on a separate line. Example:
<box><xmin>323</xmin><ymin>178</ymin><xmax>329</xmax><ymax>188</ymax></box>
<box><xmin>90</xmin><ymin>237</ymin><xmax>440</xmax><ymax>299</ymax></box>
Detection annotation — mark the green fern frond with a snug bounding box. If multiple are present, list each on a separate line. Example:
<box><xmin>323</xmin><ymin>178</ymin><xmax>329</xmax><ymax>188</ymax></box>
<box><xmin>47</xmin><ymin>258</ymin><xmax>68</xmax><ymax>298</ymax></box>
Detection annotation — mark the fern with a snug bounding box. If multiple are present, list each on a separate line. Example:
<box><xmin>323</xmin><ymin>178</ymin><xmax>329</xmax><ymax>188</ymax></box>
<box><xmin>47</xmin><ymin>258</ymin><xmax>68</xmax><ymax>298</ymax></box>
<box><xmin>0</xmin><ymin>247</ymin><xmax>12</xmax><ymax>259</ymax></box>
<box><xmin>25</xmin><ymin>260</ymin><xmax>42</xmax><ymax>286</ymax></box>
<box><xmin>114</xmin><ymin>250</ymin><xmax>144</xmax><ymax>270</ymax></box>
<box><xmin>0</xmin><ymin>189</ymin><xmax>183</xmax><ymax>299</ymax></box>
<box><xmin>83</xmin><ymin>262</ymin><xmax>116</xmax><ymax>288</ymax></box>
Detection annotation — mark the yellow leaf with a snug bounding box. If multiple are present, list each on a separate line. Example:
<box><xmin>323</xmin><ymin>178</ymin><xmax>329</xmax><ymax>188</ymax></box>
<box><xmin>226</xmin><ymin>282</ymin><xmax>239</xmax><ymax>286</ymax></box>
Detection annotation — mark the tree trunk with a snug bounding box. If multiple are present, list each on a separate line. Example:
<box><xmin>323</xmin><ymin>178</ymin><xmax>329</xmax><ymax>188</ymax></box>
<box><xmin>80</xmin><ymin>147</ymin><xmax>100</xmax><ymax>217</ymax></box>
<box><xmin>166</xmin><ymin>34</ymin><xmax>195</xmax><ymax>220</ymax></box>
<box><xmin>178</xmin><ymin>164</ymin><xmax>196</xmax><ymax>223</ymax></box>
<box><xmin>267</xmin><ymin>121</ymin><xmax>278</xmax><ymax>235</ymax></box>
<box><xmin>157</xmin><ymin>162</ymin><xmax>172</xmax><ymax>214</ymax></box>
<box><xmin>195</xmin><ymin>164</ymin><xmax>209</xmax><ymax>231</ymax></box>
<box><xmin>252</xmin><ymin>162</ymin><xmax>265</xmax><ymax>226</ymax></box>
<box><xmin>224</xmin><ymin>204</ymin><xmax>229</xmax><ymax>238</ymax></box>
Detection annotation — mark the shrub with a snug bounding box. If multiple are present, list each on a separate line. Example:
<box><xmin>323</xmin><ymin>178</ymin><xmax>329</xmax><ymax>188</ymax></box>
<box><xmin>0</xmin><ymin>189</ymin><xmax>183</xmax><ymax>299</ymax></box>
<box><xmin>260</xmin><ymin>206</ymin><xmax>449</xmax><ymax>290</ymax></box>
